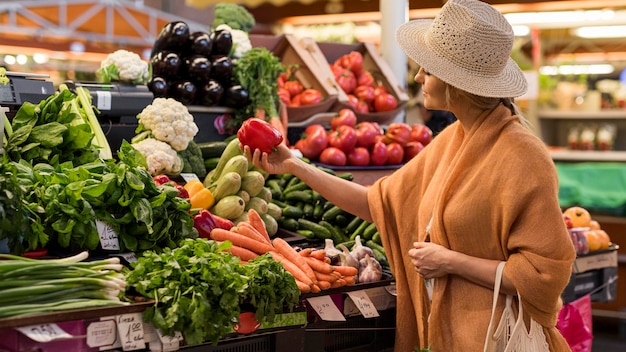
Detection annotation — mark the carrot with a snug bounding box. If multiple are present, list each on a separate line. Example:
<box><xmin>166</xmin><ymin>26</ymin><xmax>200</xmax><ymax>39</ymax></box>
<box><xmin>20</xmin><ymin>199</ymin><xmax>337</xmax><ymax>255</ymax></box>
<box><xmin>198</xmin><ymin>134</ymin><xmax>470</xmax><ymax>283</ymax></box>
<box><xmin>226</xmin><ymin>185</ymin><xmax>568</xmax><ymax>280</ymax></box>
<box><xmin>309</xmin><ymin>283</ymin><xmax>321</xmax><ymax>293</ymax></box>
<box><xmin>330</xmin><ymin>265</ymin><xmax>359</xmax><ymax>277</ymax></box>
<box><xmin>295</xmin><ymin>279</ymin><xmax>311</xmax><ymax>293</ymax></box>
<box><xmin>269</xmin><ymin>251</ymin><xmax>313</xmax><ymax>286</ymax></box>
<box><xmin>342</xmin><ymin>275</ymin><xmax>356</xmax><ymax>286</ymax></box>
<box><xmin>317</xmin><ymin>280</ymin><xmax>332</xmax><ymax>290</ymax></box>
<box><xmin>330</xmin><ymin>278</ymin><xmax>347</xmax><ymax>288</ymax></box>
<box><xmin>237</xmin><ymin>222</ymin><xmax>269</xmax><ymax>244</ymax></box>
<box><xmin>309</xmin><ymin>249</ymin><xmax>327</xmax><ymax>261</ymax></box>
<box><xmin>211</xmin><ymin>228</ymin><xmax>274</xmax><ymax>255</ymax></box>
<box><xmin>227</xmin><ymin>245</ymin><xmax>259</xmax><ymax>261</ymax></box>
<box><xmin>315</xmin><ymin>271</ymin><xmax>339</xmax><ymax>283</ymax></box>
<box><xmin>304</xmin><ymin>256</ymin><xmax>333</xmax><ymax>274</ymax></box>
<box><xmin>272</xmin><ymin>237</ymin><xmax>317</xmax><ymax>283</ymax></box>
<box><xmin>247</xmin><ymin>209</ymin><xmax>271</xmax><ymax>243</ymax></box>
<box><xmin>298</xmin><ymin>248</ymin><xmax>313</xmax><ymax>257</ymax></box>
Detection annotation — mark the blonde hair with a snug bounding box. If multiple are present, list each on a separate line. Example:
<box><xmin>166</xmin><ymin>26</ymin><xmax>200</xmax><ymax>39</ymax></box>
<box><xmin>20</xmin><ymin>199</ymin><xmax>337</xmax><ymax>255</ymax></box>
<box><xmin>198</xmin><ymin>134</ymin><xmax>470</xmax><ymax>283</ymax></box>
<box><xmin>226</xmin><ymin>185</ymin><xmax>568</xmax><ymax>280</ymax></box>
<box><xmin>444</xmin><ymin>85</ymin><xmax>531</xmax><ymax>129</ymax></box>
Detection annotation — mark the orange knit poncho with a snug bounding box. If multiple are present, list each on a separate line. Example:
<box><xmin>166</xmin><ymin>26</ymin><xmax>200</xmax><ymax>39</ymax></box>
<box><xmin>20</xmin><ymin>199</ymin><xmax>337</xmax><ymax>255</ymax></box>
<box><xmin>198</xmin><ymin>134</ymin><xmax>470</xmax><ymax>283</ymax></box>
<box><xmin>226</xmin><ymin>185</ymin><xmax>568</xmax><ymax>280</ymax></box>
<box><xmin>368</xmin><ymin>104</ymin><xmax>576</xmax><ymax>351</ymax></box>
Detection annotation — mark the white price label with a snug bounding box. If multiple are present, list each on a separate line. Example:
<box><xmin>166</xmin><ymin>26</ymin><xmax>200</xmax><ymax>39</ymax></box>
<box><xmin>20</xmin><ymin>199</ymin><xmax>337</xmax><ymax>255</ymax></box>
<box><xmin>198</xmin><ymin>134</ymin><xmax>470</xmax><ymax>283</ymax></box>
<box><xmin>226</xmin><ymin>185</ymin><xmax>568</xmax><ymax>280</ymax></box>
<box><xmin>116</xmin><ymin>313</ymin><xmax>146</xmax><ymax>351</ymax></box>
<box><xmin>96</xmin><ymin>91</ymin><xmax>112</xmax><ymax>110</ymax></box>
<box><xmin>97</xmin><ymin>220</ymin><xmax>120</xmax><ymax>250</ymax></box>
<box><xmin>180</xmin><ymin>173</ymin><xmax>200</xmax><ymax>182</ymax></box>
<box><xmin>347</xmin><ymin>290</ymin><xmax>379</xmax><ymax>318</ymax></box>
<box><xmin>306</xmin><ymin>296</ymin><xmax>346</xmax><ymax>321</ymax></box>
<box><xmin>87</xmin><ymin>320</ymin><xmax>117</xmax><ymax>347</ymax></box>
<box><xmin>117</xmin><ymin>252</ymin><xmax>138</xmax><ymax>263</ymax></box>
<box><xmin>16</xmin><ymin>323</ymin><xmax>72</xmax><ymax>342</ymax></box>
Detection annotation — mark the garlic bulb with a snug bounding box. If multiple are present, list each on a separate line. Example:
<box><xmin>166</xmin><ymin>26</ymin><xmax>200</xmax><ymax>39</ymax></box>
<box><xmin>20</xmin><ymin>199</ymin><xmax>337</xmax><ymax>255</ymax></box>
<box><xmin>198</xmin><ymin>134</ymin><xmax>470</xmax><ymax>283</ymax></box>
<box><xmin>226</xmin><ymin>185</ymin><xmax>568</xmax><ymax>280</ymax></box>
<box><xmin>324</xmin><ymin>239</ymin><xmax>341</xmax><ymax>265</ymax></box>
<box><xmin>338</xmin><ymin>244</ymin><xmax>359</xmax><ymax>269</ymax></box>
<box><xmin>350</xmin><ymin>235</ymin><xmax>375</xmax><ymax>261</ymax></box>
<box><xmin>358</xmin><ymin>254</ymin><xmax>383</xmax><ymax>283</ymax></box>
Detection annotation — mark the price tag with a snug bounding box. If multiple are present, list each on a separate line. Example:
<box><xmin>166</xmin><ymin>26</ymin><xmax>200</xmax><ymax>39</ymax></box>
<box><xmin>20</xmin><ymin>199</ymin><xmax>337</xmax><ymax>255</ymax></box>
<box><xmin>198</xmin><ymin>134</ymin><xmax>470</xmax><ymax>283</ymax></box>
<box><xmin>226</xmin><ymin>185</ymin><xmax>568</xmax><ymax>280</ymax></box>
<box><xmin>116</xmin><ymin>313</ymin><xmax>146</xmax><ymax>351</ymax></box>
<box><xmin>157</xmin><ymin>330</ymin><xmax>183</xmax><ymax>344</ymax></box>
<box><xmin>180</xmin><ymin>173</ymin><xmax>200</xmax><ymax>182</ymax></box>
<box><xmin>86</xmin><ymin>320</ymin><xmax>117</xmax><ymax>347</ymax></box>
<box><xmin>347</xmin><ymin>290</ymin><xmax>379</xmax><ymax>318</ymax></box>
<box><xmin>96</xmin><ymin>91</ymin><xmax>112</xmax><ymax>110</ymax></box>
<box><xmin>97</xmin><ymin>220</ymin><xmax>120</xmax><ymax>250</ymax></box>
<box><xmin>117</xmin><ymin>252</ymin><xmax>138</xmax><ymax>263</ymax></box>
<box><xmin>16</xmin><ymin>323</ymin><xmax>72</xmax><ymax>342</ymax></box>
<box><xmin>306</xmin><ymin>296</ymin><xmax>345</xmax><ymax>321</ymax></box>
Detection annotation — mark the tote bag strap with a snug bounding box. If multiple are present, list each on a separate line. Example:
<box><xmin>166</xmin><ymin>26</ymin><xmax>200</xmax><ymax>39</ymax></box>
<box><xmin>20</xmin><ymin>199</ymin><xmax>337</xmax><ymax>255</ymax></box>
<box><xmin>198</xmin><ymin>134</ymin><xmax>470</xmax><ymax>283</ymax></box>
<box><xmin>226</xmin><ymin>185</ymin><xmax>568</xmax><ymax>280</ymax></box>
<box><xmin>485</xmin><ymin>261</ymin><xmax>506</xmax><ymax>343</ymax></box>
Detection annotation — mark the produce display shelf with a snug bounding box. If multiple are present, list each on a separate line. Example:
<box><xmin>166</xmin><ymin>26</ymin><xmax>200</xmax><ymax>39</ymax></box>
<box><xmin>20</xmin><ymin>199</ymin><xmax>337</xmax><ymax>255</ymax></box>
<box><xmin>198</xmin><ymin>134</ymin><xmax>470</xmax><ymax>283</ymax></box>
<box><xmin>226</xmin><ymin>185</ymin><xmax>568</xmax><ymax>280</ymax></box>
<box><xmin>300</xmin><ymin>271</ymin><xmax>395</xmax><ymax>300</ymax></box>
<box><xmin>0</xmin><ymin>300</ymin><xmax>153</xmax><ymax>329</ymax></box>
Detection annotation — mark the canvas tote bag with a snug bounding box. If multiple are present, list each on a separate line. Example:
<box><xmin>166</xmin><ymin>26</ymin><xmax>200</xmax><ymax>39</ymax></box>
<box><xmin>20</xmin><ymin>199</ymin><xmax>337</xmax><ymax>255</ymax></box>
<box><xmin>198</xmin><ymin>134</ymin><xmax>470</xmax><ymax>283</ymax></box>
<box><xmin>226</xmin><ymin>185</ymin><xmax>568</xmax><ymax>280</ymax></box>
<box><xmin>483</xmin><ymin>261</ymin><xmax>550</xmax><ymax>352</ymax></box>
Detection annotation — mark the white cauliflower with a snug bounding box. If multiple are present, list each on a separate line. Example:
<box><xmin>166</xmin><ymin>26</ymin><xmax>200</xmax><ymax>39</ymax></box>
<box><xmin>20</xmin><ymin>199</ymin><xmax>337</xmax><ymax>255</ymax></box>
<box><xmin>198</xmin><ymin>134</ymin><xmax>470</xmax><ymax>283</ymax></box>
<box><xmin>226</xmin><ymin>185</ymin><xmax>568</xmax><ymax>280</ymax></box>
<box><xmin>216</xmin><ymin>24</ymin><xmax>251</xmax><ymax>59</ymax></box>
<box><xmin>97</xmin><ymin>49</ymin><xmax>150</xmax><ymax>84</ymax></box>
<box><xmin>134</xmin><ymin>97</ymin><xmax>199</xmax><ymax>151</ymax></box>
<box><xmin>132</xmin><ymin>138</ymin><xmax>182</xmax><ymax>176</ymax></box>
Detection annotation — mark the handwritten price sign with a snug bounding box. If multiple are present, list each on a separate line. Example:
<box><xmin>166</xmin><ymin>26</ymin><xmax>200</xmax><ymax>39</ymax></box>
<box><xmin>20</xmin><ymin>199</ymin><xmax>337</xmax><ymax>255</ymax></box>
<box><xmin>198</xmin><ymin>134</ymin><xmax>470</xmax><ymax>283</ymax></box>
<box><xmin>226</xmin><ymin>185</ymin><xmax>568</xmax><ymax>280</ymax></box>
<box><xmin>305</xmin><ymin>296</ymin><xmax>345</xmax><ymax>321</ymax></box>
<box><xmin>347</xmin><ymin>290</ymin><xmax>379</xmax><ymax>318</ymax></box>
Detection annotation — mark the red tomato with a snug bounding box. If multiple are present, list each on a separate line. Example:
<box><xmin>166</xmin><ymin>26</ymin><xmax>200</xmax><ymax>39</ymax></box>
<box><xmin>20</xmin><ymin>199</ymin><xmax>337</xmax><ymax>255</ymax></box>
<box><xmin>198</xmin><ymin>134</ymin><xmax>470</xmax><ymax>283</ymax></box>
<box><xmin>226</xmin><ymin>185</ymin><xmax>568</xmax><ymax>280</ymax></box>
<box><xmin>403</xmin><ymin>141</ymin><xmax>424</xmax><ymax>163</ymax></box>
<box><xmin>354</xmin><ymin>85</ymin><xmax>375</xmax><ymax>104</ymax></box>
<box><xmin>289</xmin><ymin>94</ymin><xmax>301</xmax><ymax>107</ymax></box>
<box><xmin>347</xmin><ymin>147</ymin><xmax>370</xmax><ymax>166</ymax></box>
<box><xmin>355</xmin><ymin>122</ymin><xmax>379</xmax><ymax>148</ymax></box>
<box><xmin>369</xmin><ymin>141</ymin><xmax>388</xmax><ymax>166</ymax></box>
<box><xmin>328</xmin><ymin>125</ymin><xmax>358</xmax><ymax>153</ymax></box>
<box><xmin>336</xmin><ymin>68</ymin><xmax>357</xmax><ymax>94</ymax></box>
<box><xmin>277</xmin><ymin>72</ymin><xmax>287</xmax><ymax>88</ymax></box>
<box><xmin>319</xmin><ymin>147</ymin><xmax>347</xmax><ymax>166</ymax></box>
<box><xmin>298</xmin><ymin>89</ymin><xmax>323</xmax><ymax>106</ymax></box>
<box><xmin>297</xmin><ymin>124</ymin><xmax>328</xmax><ymax>159</ymax></box>
<box><xmin>355</xmin><ymin>100</ymin><xmax>370</xmax><ymax>113</ymax></box>
<box><xmin>357</xmin><ymin>71</ymin><xmax>374</xmax><ymax>87</ymax></box>
<box><xmin>373</xmin><ymin>85</ymin><xmax>388</xmax><ymax>96</ymax></box>
<box><xmin>346</xmin><ymin>94</ymin><xmax>359</xmax><ymax>109</ymax></box>
<box><xmin>385</xmin><ymin>142</ymin><xmax>404</xmax><ymax>165</ymax></box>
<box><xmin>277</xmin><ymin>87</ymin><xmax>291</xmax><ymax>105</ymax></box>
<box><xmin>331</xmin><ymin>109</ymin><xmax>357</xmax><ymax>129</ymax></box>
<box><xmin>384</xmin><ymin>122</ymin><xmax>411</xmax><ymax>146</ymax></box>
<box><xmin>346</xmin><ymin>51</ymin><xmax>363</xmax><ymax>75</ymax></box>
<box><xmin>374</xmin><ymin>93</ymin><xmax>398</xmax><ymax>112</ymax></box>
<box><xmin>284</xmin><ymin>80</ymin><xmax>304</xmax><ymax>98</ymax></box>
<box><xmin>410</xmin><ymin>123</ymin><xmax>433</xmax><ymax>146</ymax></box>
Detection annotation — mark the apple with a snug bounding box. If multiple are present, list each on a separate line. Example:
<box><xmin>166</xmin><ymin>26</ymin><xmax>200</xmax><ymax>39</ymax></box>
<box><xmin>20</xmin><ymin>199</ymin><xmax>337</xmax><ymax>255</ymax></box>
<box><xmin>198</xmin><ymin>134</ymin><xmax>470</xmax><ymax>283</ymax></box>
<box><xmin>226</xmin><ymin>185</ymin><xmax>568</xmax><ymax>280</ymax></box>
<box><xmin>562</xmin><ymin>213</ymin><xmax>573</xmax><ymax>229</ymax></box>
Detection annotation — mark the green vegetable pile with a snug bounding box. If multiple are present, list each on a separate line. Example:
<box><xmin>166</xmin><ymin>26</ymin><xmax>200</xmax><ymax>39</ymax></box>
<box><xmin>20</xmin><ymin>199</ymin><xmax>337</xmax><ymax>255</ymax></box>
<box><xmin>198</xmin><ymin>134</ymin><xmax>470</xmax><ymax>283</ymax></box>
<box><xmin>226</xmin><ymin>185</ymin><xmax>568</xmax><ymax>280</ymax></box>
<box><xmin>1</xmin><ymin>141</ymin><xmax>197</xmax><ymax>255</ymax></box>
<box><xmin>126</xmin><ymin>238</ymin><xmax>299</xmax><ymax>346</ymax></box>
<box><xmin>212</xmin><ymin>3</ymin><xmax>256</xmax><ymax>32</ymax></box>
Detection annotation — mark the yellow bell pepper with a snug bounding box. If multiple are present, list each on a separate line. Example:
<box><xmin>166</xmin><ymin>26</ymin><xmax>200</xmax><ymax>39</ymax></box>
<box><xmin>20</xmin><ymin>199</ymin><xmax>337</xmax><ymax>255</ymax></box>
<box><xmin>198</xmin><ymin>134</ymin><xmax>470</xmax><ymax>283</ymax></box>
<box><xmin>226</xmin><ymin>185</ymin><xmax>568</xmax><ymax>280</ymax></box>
<box><xmin>190</xmin><ymin>187</ymin><xmax>215</xmax><ymax>210</ymax></box>
<box><xmin>184</xmin><ymin>179</ymin><xmax>205</xmax><ymax>198</ymax></box>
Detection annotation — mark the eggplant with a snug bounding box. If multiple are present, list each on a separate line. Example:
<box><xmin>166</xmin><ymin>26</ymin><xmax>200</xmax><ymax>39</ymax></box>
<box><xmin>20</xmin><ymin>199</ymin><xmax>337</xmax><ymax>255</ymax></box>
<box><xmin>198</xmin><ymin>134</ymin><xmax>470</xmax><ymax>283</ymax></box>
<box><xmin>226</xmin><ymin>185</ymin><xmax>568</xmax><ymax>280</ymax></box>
<box><xmin>171</xmin><ymin>80</ymin><xmax>197</xmax><ymax>106</ymax></box>
<box><xmin>198</xmin><ymin>79</ymin><xmax>224</xmax><ymax>106</ymax></box>
<box><xmin>210</xmin><ymin>56</ymin><xmax>233</xmax><ymax>84</ymax></box>
<box><xmin>150</xmin><ymin>51</ymin><xmax>181</xmax><ymax>79</ymax></box>
<box><xmin>190</xmin><ymin>31</ymin><xmax>213</xmax><ymax>57</ymax></box>
<box><xmin>147</xmin><ymin>76</ymin><xmax>169</xmax><ymax>98</ymax></box>
<box><xmin>152</xmin><ymin>21</ymin><xmax>190</xmax><ymax>55</ymax></box>
<box><xmin>185</xmin><ymin>55</ymin><xmax>212</xmax><ymax>84</ymax></box>
<box><xmin>210</xmin><ymin>29</ymin><xmax>233</xmax><ymax>57</ymax></box>
<box><xmin>222</xmin><ymin>85</ymin><xmax>250</xmax><ymax>108</ymax></box>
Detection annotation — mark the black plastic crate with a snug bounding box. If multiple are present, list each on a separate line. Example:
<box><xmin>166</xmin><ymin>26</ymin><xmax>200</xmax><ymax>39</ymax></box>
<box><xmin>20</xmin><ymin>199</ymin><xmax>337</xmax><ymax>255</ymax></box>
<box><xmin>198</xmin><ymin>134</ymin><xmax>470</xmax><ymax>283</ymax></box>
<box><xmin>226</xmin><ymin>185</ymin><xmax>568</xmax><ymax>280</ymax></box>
<box><xmin>562</xmin><ymin>266</ymin><xmax>618</xmax><ymax>304</ymax></box>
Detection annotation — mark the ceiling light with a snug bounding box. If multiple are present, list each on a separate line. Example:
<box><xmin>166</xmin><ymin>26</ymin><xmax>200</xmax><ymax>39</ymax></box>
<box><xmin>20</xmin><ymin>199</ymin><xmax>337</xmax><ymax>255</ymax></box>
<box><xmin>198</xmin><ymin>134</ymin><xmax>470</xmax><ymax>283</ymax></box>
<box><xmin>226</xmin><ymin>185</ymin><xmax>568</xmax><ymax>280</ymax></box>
<box><xmin>539</xmin><ymin>64</ymin><xmax>615</xmax><ymax>76</ymax></box>
<box><xmin>574</xmin><ymin>25</ymin><xmax>626</xmax><ymax>38</ymax></box>
<box><xmin>512</xmin><ymin>25</ymin><xmax>530</xmax><ymax>37</ymax></box>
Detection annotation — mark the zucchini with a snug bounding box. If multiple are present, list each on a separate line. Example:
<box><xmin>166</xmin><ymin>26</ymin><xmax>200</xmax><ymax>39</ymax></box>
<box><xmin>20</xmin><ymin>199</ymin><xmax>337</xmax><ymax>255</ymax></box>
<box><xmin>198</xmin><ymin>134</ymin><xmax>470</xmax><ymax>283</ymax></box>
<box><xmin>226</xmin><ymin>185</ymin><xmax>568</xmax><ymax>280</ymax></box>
<box><xmin>266</xmin><ymin>202</ymin><xmax>282</xmax><ymax>220</ymax></box>
<box><xmin>282</xmin><ymin>205</ymin><xmax>304</xmax><ymax>219</ymax></box>
<box><xmin>297</xmin><ymin>218</ymin><xmax>332</xmax><ymax>239</ymax></box>
<box><xmin>197</xmin><ymin>141</ymin><xmax>228</xmax><ymax>159</ymax></box>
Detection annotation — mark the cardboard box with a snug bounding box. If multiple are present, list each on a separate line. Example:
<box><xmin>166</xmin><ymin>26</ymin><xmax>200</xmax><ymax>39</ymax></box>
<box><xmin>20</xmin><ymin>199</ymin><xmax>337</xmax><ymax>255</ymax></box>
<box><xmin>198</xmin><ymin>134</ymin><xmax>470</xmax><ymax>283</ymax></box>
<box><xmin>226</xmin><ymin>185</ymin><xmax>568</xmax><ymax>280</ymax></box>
<box><xmin>249</xmin><ymin>34</ymin><xmax>339</xmax><ymax>122</ymax></box>
<box><xmin>305</xmin><ymin>40</ymin><xmax>410</xmax><ymax>125</ymax></box>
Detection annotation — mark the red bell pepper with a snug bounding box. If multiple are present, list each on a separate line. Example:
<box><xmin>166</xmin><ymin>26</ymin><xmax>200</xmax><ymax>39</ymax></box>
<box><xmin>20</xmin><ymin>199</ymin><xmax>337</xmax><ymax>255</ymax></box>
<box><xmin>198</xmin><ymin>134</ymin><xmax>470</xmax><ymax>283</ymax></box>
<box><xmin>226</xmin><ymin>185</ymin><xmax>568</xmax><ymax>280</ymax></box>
<box><xmin>237</xmin><ymin>117</ymin><xmax>284</xmax><ymax>154</ymax></box>
<box><xmin>193</xmin><ymin>209</ymin><xmax>218</xmax><ymax>239</ymax></box>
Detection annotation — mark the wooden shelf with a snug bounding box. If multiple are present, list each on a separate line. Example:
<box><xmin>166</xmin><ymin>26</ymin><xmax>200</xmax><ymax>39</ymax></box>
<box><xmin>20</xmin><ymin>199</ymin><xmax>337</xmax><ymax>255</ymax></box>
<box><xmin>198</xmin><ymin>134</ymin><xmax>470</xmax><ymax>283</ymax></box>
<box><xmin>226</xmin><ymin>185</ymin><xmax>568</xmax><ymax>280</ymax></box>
<box><xmin>538</xmin><ymin>110</ymin><xmax>626</xmax><ymax>120</ymax></box>
<box><xmin>550</xmin><ymin>150</ymin><xmax>626</xmax><ymax>162</ymax></box>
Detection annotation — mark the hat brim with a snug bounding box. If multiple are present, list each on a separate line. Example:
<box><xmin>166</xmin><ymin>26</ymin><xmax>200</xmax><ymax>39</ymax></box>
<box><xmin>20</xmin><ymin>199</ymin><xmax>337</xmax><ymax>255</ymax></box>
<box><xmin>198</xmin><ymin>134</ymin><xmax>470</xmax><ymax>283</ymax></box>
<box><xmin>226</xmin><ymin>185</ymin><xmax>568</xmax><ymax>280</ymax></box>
<box><xmin>396</xmin><ymin>19</ymin><xmax>528</xmax><ymax>98</ymax></box>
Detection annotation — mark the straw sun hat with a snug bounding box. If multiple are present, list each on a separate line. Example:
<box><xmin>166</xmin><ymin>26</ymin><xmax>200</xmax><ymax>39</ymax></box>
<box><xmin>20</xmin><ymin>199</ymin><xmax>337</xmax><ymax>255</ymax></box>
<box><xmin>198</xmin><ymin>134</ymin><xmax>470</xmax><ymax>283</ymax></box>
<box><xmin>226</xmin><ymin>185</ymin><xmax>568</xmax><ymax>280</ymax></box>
<box><xmin>396</xmin><ymin>0</ymin><xmax>528</xmax><ymax>98</ymax></box>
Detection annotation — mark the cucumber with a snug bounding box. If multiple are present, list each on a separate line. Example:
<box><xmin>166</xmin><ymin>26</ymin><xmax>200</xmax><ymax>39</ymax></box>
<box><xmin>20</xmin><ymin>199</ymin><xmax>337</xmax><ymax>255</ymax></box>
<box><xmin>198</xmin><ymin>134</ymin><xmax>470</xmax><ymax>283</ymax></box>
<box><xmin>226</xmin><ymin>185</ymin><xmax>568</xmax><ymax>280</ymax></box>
<box><xmin>283</xmin><ymin>181</ymin><xmax>309</xmax><ymax>194</ymax></box>
<box><xmin>284</xmin><ymin>190</ymin><xmax>314</xmax><ymax>204</ymax></box>
<box><xmin>372</xmin><ymin>231</ymin><xmax>381</xmax><ymax>244</ymax></box>
<box><xmin>282</xmin><ymin>205</ymin><xmax>304</xmax><ymax>219</ymax></box>
<box><xmin>313</xmin><ymin>202</ymin><xmax>325</xmax><ymax>220</ymax></box>
<box><xmin>204</xmin><ymin>157</ymin><xmax>220</xmax><ymax>170</ymax></box>
<box><xmin>267</xmin><ymin>179</ymin><xmax>284</xmax><ymax>201</ymax></box>
<box><xmin>278</xmin><ymin>217</ymin><xmax>299</xmax><ymax>232</ymax></box>
<box><xmin>303</xmin><ymin>203</ymin><xmax>315</xmax><ymax>219</ymax></box>
<box><xmin>270</xmin><ymin>199</ymin><xmax>288</xmax><ymax>209</ymax></box>
<box><xmin>197</xmin><ymin>141</ymin><xmax>228</xmax><ymax>159</ymax></box>
<box><xmin>336</xmin><ymin>172</ymin><xmax>354</xmax><ymax>181</ymax></box>
<box><xmin>296</xmin><ymin>229</ymin><xmax>315</xmax><ymax>239</ymax></box>
<box><xmin>345</xmin><ymin>216</ymin><xmax>365</xmax><ymax>235</ymax></box>
<box><xmin>336</xmin><ymin>240</ymin><xmax>355</xmax><ymax>250</ymax></box>
<box><xmin>297</xmin><ymin>218</ymin><xmax>332</xmax><ymax>239</ymax></box>
<box><xmin>320</xmin><ymin>220</ymin><xmax>348</xmax><ymax>244</ymax></box>
<box><xmin>322</xmin><ymin>205</ymin><xmax>344</xmax><ymax>222</ymax></box>
<box><xmin>350</xmin><ymin>220</ymin><xmax>371</xmax><ymax>240</ymax></box>
<box><xmin>335</xmin><ymin>214</ymin><xmax>351</xmax><ymax>227</ymax></box>
<box><xmin>362</xmin><ymin>222</ymin><xmax>378</xmax><ymax>240</ymax></box>
<box><xmin>366</xmin><ymin>240</ymin><xmax>385</xmax><ymax>255</ymax></box>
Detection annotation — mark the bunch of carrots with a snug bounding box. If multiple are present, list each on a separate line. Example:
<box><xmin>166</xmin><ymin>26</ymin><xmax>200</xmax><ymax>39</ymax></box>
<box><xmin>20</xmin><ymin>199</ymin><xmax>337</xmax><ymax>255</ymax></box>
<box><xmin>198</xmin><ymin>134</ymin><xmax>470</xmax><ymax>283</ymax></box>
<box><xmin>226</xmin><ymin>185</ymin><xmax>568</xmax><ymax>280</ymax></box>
<box><xmin>210</xmin><ymin>209</ymin><xmax>359</xmax><ymax>294</ymax></box>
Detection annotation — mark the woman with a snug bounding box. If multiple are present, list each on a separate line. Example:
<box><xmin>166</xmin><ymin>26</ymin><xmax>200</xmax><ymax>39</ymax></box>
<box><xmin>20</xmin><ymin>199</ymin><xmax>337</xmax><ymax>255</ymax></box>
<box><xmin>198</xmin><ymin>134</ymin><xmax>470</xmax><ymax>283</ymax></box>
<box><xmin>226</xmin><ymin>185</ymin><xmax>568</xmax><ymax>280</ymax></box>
<box><xmin>242</xmin><ymin>0</ymin><xmax>575</xmax><ymax>350</ymax></box>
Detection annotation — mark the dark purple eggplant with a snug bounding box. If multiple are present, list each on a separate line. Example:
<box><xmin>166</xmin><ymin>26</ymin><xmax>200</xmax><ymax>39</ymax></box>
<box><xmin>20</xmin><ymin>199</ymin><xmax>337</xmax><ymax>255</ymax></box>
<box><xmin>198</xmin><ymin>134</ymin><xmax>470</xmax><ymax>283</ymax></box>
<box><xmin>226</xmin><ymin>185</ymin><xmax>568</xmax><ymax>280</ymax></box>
<box><xmin>198</xmin><ymin>80</ymin><xmax>224</xmax><ymax>106</ymax></box>
<box><xmin>152</xmin><ymin>21</ymin><xmax>190</xmax><ymax>56</ymax></box>
<box><xmin>222</xmin><ymin>85</ymin><xmax>250</xmax><ymax>108</ymax></box>
<box><xmin>210</xmin><ymin>29</ymin><xmax>233</xmax><ymax>57</ymax></box>
<box><xmin>190</xmin><ymin>31</ymin><xmax>213</xmax><ymax>57</ymax></box>
<box><xmin>210</xmin><ymin>56</ymin><xmax>233</xmax><ymax>84</ymax></box>
<box><xmin>147</xmin><ymin>76</ymin><xmax>169</xmax><ymax>98</ymax></box>
<box><xmin>151</xmin><ymin>51</ymin><xmax>181</xmax><ymax>79</ymax></box>
<box><xmin>185</xmin><ymin>55</ymin><xmax>212</xmax><ymax>84</ymax></box>
<box><xmin>171</xmin><ymin>80</ymin><xmax>197</xmax><ymax>106</ymax></box>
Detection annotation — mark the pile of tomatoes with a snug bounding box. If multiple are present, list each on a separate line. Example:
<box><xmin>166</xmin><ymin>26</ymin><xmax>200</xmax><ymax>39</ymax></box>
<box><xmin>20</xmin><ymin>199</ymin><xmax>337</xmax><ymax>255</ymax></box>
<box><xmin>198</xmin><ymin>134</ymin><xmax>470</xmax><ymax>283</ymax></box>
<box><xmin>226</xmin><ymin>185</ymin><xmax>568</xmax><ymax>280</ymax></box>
<box><xmin>330</xmin><ymin>51</ymin><xmax>398</xmax><ymax>113</ymax></box>
<box><xmin>277</xmin><ymin>67</ymin><xmax>324</xmax><ymax>107</ymax></box>
<box><xmin>293</xmin><ymin>109</ymin><xmax>433</xmax><ymax>167</ymax></box>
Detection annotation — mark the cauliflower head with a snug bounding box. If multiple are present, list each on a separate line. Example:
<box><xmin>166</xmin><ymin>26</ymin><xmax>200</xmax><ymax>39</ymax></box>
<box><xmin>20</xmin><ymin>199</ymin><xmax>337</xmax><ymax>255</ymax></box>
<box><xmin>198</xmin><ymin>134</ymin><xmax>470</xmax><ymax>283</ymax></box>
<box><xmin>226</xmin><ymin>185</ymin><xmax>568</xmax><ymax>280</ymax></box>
<box><xmin>98</xmin><ymin>49</ymin><xmax>150</xmax><ymax>84</ymax></box>
<box><xmin>136</xmin><ymin>97</ymin><xmax>199</xmax><ymax>151</ymax></box>
<box><xmin>132</xmin><ymin>138</ymin><xmax>182</xmax><ymax>176</ymax></box>
<box><xmin>216</xmin><ymin>24</ymin><xmax>251</xmax><ymax>59</ymax></box>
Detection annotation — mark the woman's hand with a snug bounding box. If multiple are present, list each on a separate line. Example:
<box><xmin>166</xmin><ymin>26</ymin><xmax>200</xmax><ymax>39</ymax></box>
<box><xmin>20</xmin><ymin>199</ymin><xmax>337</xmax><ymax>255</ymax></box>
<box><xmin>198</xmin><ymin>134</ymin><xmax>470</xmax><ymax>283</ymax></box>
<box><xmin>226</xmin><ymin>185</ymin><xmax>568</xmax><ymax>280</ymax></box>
<box><xmin>240</xmin><ymin>143</ymin><xmax>296</xmax><ymax>175</ymax></box>
<box><xmin>408</xmin><ymin>242</ymin><xmax>452</xmax><ymax>279</ymax></box>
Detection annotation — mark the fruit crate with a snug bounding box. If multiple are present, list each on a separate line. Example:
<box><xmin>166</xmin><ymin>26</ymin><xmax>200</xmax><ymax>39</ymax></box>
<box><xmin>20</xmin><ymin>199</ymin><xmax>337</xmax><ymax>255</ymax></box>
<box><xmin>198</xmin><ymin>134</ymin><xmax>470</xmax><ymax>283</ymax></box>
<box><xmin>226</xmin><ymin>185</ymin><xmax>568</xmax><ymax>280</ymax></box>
<box><xmin>249</xmin><ymin>34</ymin><xmax>339</xmax><ymax>122</ymax></box>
